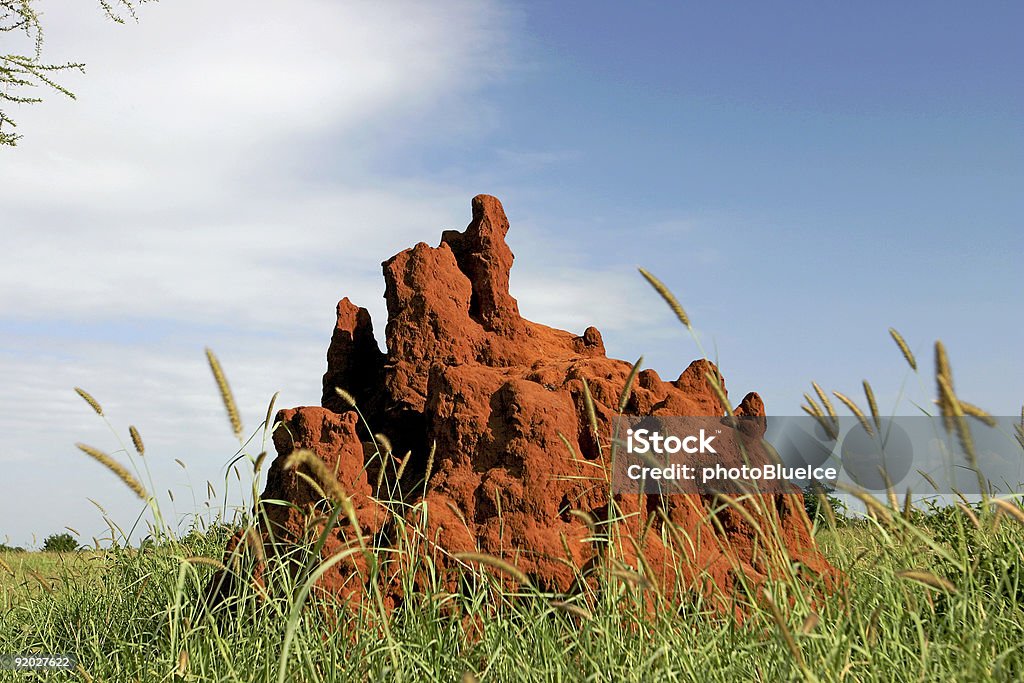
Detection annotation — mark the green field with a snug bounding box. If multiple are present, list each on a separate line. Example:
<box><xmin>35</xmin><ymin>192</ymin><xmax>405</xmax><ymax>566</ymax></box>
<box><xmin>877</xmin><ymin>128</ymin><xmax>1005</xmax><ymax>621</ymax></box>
<box><xmin>3</xmin><ymin>501</ymin><xmax>1023</xmax><ymax>682</ymax></box>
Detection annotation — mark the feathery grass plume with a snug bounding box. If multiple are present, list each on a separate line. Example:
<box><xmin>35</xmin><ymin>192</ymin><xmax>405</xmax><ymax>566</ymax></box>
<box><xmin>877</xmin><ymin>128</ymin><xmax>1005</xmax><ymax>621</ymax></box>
<box><xmin>127</xmin><ymin>425</ymin><xmax>144</xmax><ymax>456</ymax></box>
<box><xmin>837</xmin><ymin>483</ymin><xmax>892</xmax><ymax>525</ymax></box>
<box><xmin>29</xmin><ymin>570</ymin><xmax>52</xmax><ymax>592</ymax></box>
<box><xmin>992</xmin><ymin>498</ymin><xmax>1024</xmax><ymax>526</ymax></box>
<box><xmin>283</xmin><ymin>449</ymin><xmax>350</xmax><ymax>507</ymax></box>
<box><xmin>812</xmin><ymin>382</ymin><xmax>838</xmax><ymax>425</ymax></box>
<box><xmin>395</xmin><ymin>451</ymin><xmax>412</xmax><ymax>480</ymax></box>
<box><xmin>374</xmin><ymin>433</ymin><xmax>393</xmax><ymax>456</ymax></box>
<box><xmin>903</xmin><ymin>488</ymin><xmax>913</xmax><ymax>517</ymax></box>
<box><xmin>617</xmin><ymin>356</ymin><xmax>644</xmax><ymax>413</ymax></box>
<box><xmin>934</xmin><ymin>340</ymin><xmax>954</xmax><ymax>433</ymax></box>
<box><xmin>76</xmin><ymin>443</ymin><xmax>148</xmax><ymax>499</ymax></box>
<box><xmin>176</xmin><ymin>649</ymin><xmax>189</xmax><ymax>678</ymax></box>
<box><xmin>833</xmin><ymin>391</ymin><xmax>873</xmax><ymax>435</ymax></box>
<box><xmin>423</xmin><ymin>440</ymin><xmax>437</xmax><ymax>488</ymax></box>
<box><xmin>937</xmin><ymin>374</ymin><xmax>980</xmax><ymax>474</ymax></box>
<box><xmin>704</xmin><ymin>371</ymin><xmax>732</xmax><ymax>415</ymax></box>
<box><xmin>812</xmin><ymin>485</ymin><xmax>837</xmax><ymax>530</ymax></box>
<box><xmin>333</xmin><ymin>386</ymin><xmax>357</xmax><ymax>408</ymax></box>
<box><xmin>801</xmin><ymin>404</ymin><xmax>838</xmax><ymax>441</ymax></box>
<box><xmin>638</xmin><ymin>267</ymin><xmax>691</xmax><ymax>328</ymax></box>
<box><xmin>896</xmin><ymin>569</ymin><xmax>957</xmax><ymax>594</ymax></box>
<box><xmin>958</xmin><ymin>400</ymin><xmax>997</xmax><ymax>427</ymax></box>
<box><xmin>182</xmin><ymin>556</ymin><xmax>229</xmax><ymax>572</ymax></box>
<box><xmin>205</xmin><ymin>348</ymin><xmax>243</xmax><ymax>440</ymax></box>
<box><xmin>888</xmin><ymin>328</ymin><xmax>917</xmax><ymax>371</ymax></box>
<box><xmin>264</xmin><ymin>391</ymin><xmax>280</xmax><ymax>430</ymax></box>
<box><xmin>0</xmin><ymin>557</ymin><xmax>13</xmax><ymax>576</ymax></box>
<box><xmin>800</xmin><ymin>612</ymin><xmax>820</xmax><ymax>635</ymax></box>
<box><xmin>74</xmin><ymin>387</ymin><xmax>103</xmax><ymax>416</ymax></box>
<box><xmin>956</xmin><ymin>501</ymin><xmax>981</xmax><ymax>530</ymax></box>
<box><xmin>569</xmin><ymin>509</ymin><xmax>597</xmax><ymax>533</ymax></box>
<box><xmin>254</xmin><ymin>451</ymin><xmax>267</xmax><ymax>473</ymax></box>
<box><xmin>550</xmin><ymin>599</ymin><xmax>593</xmax><ymax>621</ymax></box>
<box><xmin>862</xmin><ymin>380</ymin><xmax>881</xmax><ymax>431</ymax></box>
<box><xmin>454</xmin><ymin>552</ymin><xmax>532</xmax><ymax>588</ymax></box>
<box><xmin>802</xmin><ymin>393</ymin><xmax>824</xmax><ymax>418</ymax></box>
<box><xmin>917</xmin><ymin>469</ymin><xmax>940</xmax><ymax>492</ymax></box>
<box><xmin>610</xmin><ymin>567</ymin><xmax>652</xmax><ymax>591</ymax></box>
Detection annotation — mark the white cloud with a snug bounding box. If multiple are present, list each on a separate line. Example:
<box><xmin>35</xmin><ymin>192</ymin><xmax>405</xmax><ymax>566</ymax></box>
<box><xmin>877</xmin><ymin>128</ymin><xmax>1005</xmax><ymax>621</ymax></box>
<box><xmin>0</xmin><ymin>0</ymin><xmax>516</xmax><ymax>546</ymax></box>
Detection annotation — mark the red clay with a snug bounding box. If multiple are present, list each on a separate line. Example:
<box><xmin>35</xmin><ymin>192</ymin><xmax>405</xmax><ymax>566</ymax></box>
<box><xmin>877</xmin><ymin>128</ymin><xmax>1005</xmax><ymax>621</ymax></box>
<box><xmin>213</xmin><ymin>195</ymin><xmax>837</xmax><ymax>609</ymax></box>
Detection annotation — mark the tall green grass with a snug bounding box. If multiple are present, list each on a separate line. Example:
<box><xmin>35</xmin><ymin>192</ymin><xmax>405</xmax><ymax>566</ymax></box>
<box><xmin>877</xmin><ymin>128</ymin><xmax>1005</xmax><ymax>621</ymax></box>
<box><xmin>2</xmin><ymin>289</ymin><xmax>1022</xmax><ymax>682</ymax></box>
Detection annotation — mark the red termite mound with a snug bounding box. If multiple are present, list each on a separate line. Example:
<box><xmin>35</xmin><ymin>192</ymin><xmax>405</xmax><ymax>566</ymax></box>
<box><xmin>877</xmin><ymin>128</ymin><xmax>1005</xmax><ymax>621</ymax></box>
<box><xmin>213</xmin><ymin>195</ymin><xmax>837</xmax><ymax>609</ymax></box>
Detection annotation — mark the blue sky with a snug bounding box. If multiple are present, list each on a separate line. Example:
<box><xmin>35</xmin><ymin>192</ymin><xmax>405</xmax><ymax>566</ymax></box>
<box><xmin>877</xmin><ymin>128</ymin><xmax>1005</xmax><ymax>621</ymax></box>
<box><xmin>1</xmin><ymin>0</ymin><xmax>1020</xmax><ymax>546</ymax></box>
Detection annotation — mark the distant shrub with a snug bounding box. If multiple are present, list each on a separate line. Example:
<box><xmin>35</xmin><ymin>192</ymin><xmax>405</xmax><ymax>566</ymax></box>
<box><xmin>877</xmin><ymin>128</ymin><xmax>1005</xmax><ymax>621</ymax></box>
<box><xmin>0</xmin><ymin>543</ymin><xmax>25</xmax><ymax>553</ymax></box>
<box><xmin>803</xmin><ymin>482</ymin><xmax>847</xmax><ymax>526</ymax></box>
<box><xmin>42</xmin><ymin>532</ymin><xmax>79</xmax><ymax>553</ymax></box>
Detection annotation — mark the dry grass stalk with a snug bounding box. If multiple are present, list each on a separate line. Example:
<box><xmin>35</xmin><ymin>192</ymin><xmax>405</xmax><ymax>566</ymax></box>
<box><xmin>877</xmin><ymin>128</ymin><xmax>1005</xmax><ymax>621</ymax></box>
<box><xmin>74</xmin><ymin>387</ymin><xmax>103</xmax><ymax>416</ymax></box>
<box><xmin>800</xmin><ymin>612</ymin><xmax>820</xmax><ymax>634</ymax></box>
<box><xmin>958</xmin><ymin>400</ymin><xmax>997</xmax><ymax>427</ymax></box>
<box><xmin>638</xmin><ymin>267</ymin><xmax>691</xmax><ymax>328</ymax></box>
<box><xmin>205</xmin><ymin>348</ymin><xmax>243</xmax><ymax>440</ymax></box>
<box><xmin>264</xmin><ymin>391</ymin><xmax>280</xmax><ymax>431</ymax></box>
<box><xmin>815</xmin><ymin>488</ymin><xmax>837</xmax><ymax>529</ymax></box>
<box><xmin>374</xmin><ymin>433</ymin><xmax>393</xmax><ymax>456</ymax></box>
<box><xmin>991</xmin><ymin>498</ymin><xmax>1024</xmax><ymax>526</ymax></box>
<box><xmin>896</xmin><ymin>569</ymin><xmax>957</xmax><ymax>593</ymax></box>
<box><xmin>956</xmin><ymin>501</ymin><xmax>981</xmax><ymax>530</ymax></box>
<box><xmin>917</xmin><ymin>469</ymin><xmax>940</xmax><ymax>492</ymax></box>
<box><xmin>833</xmin><ymin>390</ymin><xmax>873</xmax><ymax>434</ymax></box>
<box><xmin>423</xmin><ymin>440</ymin><xmax>437</xmax><ymax>487</ymax></box>
<box><xmin>455</xmin><ymin>552</ymin><xmax>532</xmax><ymax>588</ymax></box>
<box><xmin>617</xmin><ymin>357</ymin><xmax>644</xmax><ymax>413</ymax></box>
<box><xmin>802</xmin><ymin>393</ymin><xmax>824</xmax><ymax>418</ymax></box>
<box><xmin>550</xmin><ymin>599</ymin><xmax>593</xmax><ymax>621</ymax></box>
<box><xmin>284</xmin><ymin>450</ymin><xmax>349</xmax><ymax>505</ymax></box>
<box><xmin>704</xmin><ymin>371</ymin><xmax>732</xmax><ymax>415</ymax></box>
<box><xmin>763</xmin><ymin>592</ymin><xmax>804</xmax><ymax>666</ymax></box>
<box><xmin>128</xmin><ymin>425</ymin><xmax>144</xmax><ymax>456</ymax></box>
<box><xmin>802</xmin><ymin>405</ymin><xmax>838</xmax><ymax>441</ymax></box>
<box><xmin>176</xmin><ymin>649</ymin><xmax>189</xmax><ymax>677</ymax></box>
<box><xmin>937</xmin><ymin>374</ymin><xmax>980</xmax><ymax>473</ymax></box>
<box><xmin>76</xmin><ymin>443</ymin><xmax>148</xmax><ymax>499</ymax></box>
<box><xmin>395</xmin><ymin>451</ymin><xmax>412</xmax><ymax>480</ymax></box>
<box><xmin>888</xmin><ymin>328</ymin><xmax>917</xmax><ymax>370</ymax></box>
<box><xmin>182</xmin><ymin>556</ymin><xmax>229</xmax><ymax>572</ymax></box>
<box><xmin>812</xmin><ymin>382</ymin><xmax>838</xmax><ymax>424</ymax></box>
<box><xmin>934</xmin><ymin>341</ymin><xmax>954</xmax><ymax>433</ymax></box>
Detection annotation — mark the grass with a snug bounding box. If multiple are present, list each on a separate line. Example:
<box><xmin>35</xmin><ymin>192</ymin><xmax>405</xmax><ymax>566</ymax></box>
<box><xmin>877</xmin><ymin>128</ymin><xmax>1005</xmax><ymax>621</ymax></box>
<box><xmin>2</xmin><ymin>291</ymin><xmax>1021</xmax><ymax>681</ymax></box>
<box><xmin>1</xmin><ymin>508</ymin><xmax>1023</xmax><ymax>681</ymax></box>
